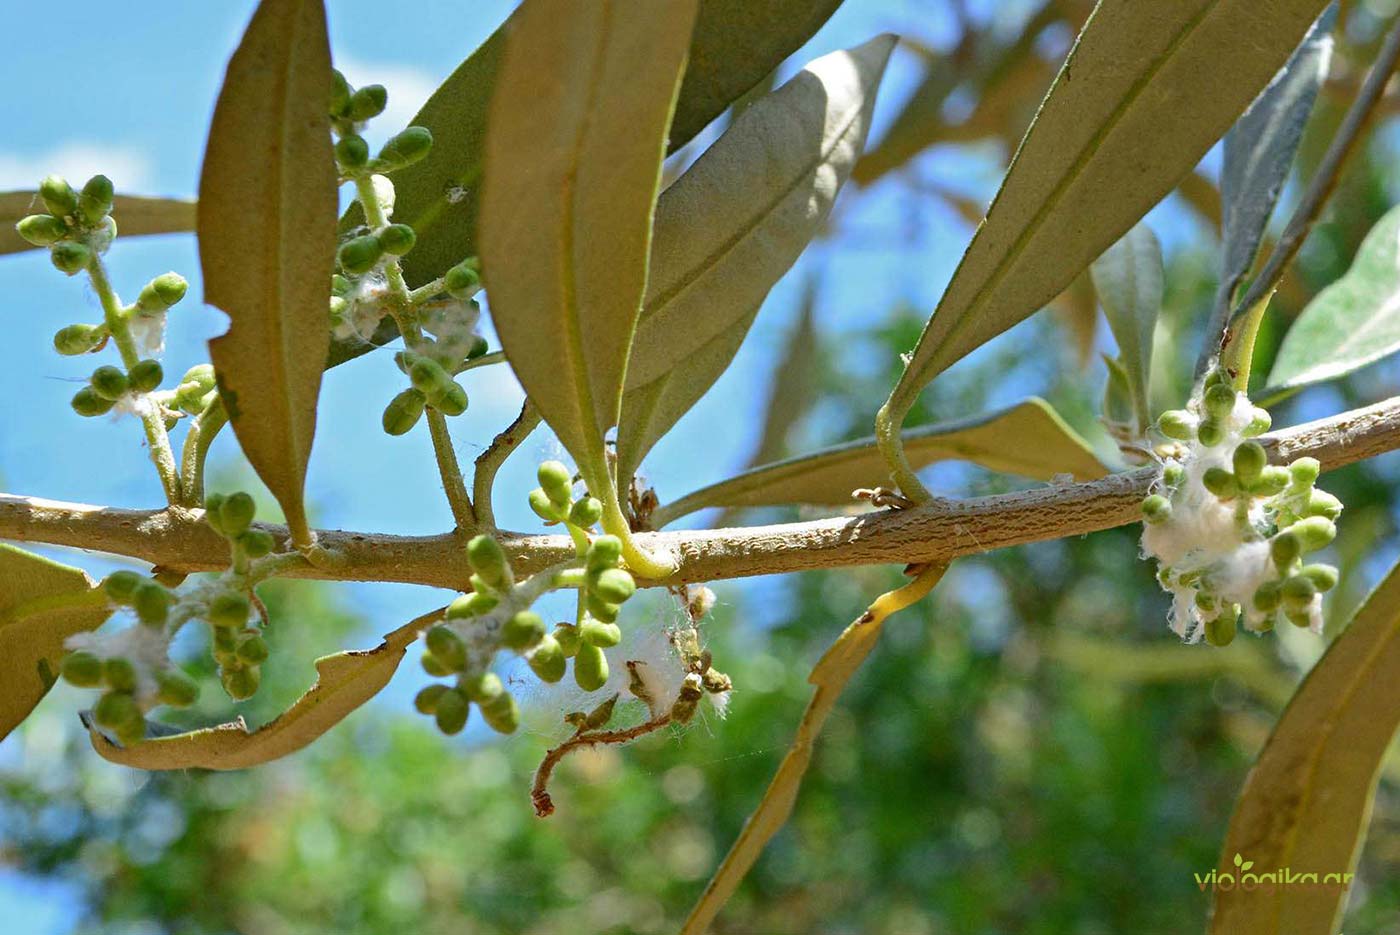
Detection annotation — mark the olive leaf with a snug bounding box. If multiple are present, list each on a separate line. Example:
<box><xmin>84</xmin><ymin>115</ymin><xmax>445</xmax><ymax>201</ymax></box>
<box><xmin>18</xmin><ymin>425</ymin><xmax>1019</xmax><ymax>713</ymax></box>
<box><xmin>86</xmin><ymin>610</ymin><xmax>430</xmax><ymax>770</ymax></box>
<box><xmin>882</xmin><ymin>0</ymin><xmax>1330</xmax><ymax>428</ymax></box>
<box><xmin>1</xmin><ymin>192</ymin><xmax>195</xmax><ymax>256</ymax></box>
<box><xmin>653</xmin><ymin>398</ymin><xmax>1105</xmax><ymax>526</ymax></box>
<box><xmin>615</xmin><ymin>35</ymin><xmax>897</xmax><ymax>489</ymax></box>
<box><xmin>479</xmin><ymin>0</ymin><xmax>699</xmax><ymax>486</ymax></box>
<box><xmin>1209</xmin><ymin>559</ymin><xmax>1400</xmax><ymax>934</ymax></box>
<box><xmin>200</xmin><ymin>0</ymin><xmax>337</xmax><ymax>546</ymax></box>
<box><xmin>1263</xmin><ymin>203</ymin><xmax>1400</xmax><ymax>399</ymax></box>
<box><xmin>333</xmin><ymin>0</ymin><xmax>845</xmax><ymax>345</ymax></box>
<box><xmin>0</xmin><ymin>543</ymin><xmax>109</xmax><ymax>741</ymax></box>
<box><xmin>1090</xmin><ymin>222</ymin><xmax>1163</xmax><ymax>432</ymax></box>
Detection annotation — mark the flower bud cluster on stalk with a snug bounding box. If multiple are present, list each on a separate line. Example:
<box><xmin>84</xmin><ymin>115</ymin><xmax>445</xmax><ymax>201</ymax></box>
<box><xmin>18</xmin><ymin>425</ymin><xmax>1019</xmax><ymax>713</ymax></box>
<box><xmin>1141</xmin><ymin>370</ymin><xmax>1342</xmax><ymax>645</ymax></box>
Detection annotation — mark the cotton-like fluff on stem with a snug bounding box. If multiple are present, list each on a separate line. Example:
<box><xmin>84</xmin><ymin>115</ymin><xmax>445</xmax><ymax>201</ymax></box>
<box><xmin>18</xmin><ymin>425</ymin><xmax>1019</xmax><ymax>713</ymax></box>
<box><xmin>66</xmin><ymin>622</ymin><xmax>169</xmax><ymax>704</ymax></box>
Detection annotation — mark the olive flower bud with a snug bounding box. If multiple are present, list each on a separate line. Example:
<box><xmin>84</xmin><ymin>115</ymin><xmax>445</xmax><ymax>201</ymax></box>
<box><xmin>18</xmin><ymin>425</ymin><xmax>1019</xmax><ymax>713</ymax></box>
<box><xmin>90</xmin><ymin>366</ymin><xmax>129</xmax><ymax>401</ymax></box>
<box><xmin>338</xmin><ymin>234</ymin><xmax>383</xmax><ymax>275</ymax></box>
<box><xmin>580</xmin><ymin>617</ymin><xmax>621</xmax><ymax>648</ymax></box>
<box><xmin>348</xmin><ymin>85</ymin><xmax>388</xmax><ymax>121</ymax></box>
<box><xmin>463</xmin><ymin>671</ymin><xmax>504</xmax><ymax>704</ymax></box>
<box><xmin>425</xmin><ymin>625</ymin><xmax>467</xmax><ymax>672</ymax></box>
<box><xmin>1156</xmin><ymin>410</ymin><xmax>1193</xmax><ymax>440</ymax></box>
<box><xmin>382</xmin><ymin>388</ymin><xmax>426</xmax><ymax>435</ymax></box>
<box><xmin>502</xmin><ymin>611</ymin><xmax>545</xmax><ymax>650</ymax></box>
<box><xmin>60</xmin><ymin>651</ymin><xmax>103</xmax><ymax>688</ymax></box>
<box><xmin>537</xmin><ymin>460</ymin><xmax>574</xmax><ymax>507</ymax></box>
<box><xmin>1201</xmin><ymin>467</ymin><xmax>1237</xmax><ymax>499</ymax></box>
<box><xmin>430</xmin><ymin>381</ymin><xmax>468</xmax><ymax>417</ymax></box>
<box><xmin>1289</xmin><ymin>457</ymin><xmax>1320</xmax><ymax>488</ymax></box>
<box><xmin>374</xmin><ymin>127</ymin><xmax>433</xmax><ymax>172</ymax></box>
<box><xmin>1288</xmin><ymin>516</ymin><xmax>1337</xmax><ymax>553</ymax></box>
<box><xmin>49</xmin><ymin>241</ymin><xmax>91</xmax><ymax>275</ymax></box>
<box><xmin>378</xmin><ymin>223</ymin><xmax>416</xmax><ymax>256</ymax></box>
<box><xmin>1232</xmin><ymin>441</ymin><xmax>1267</xmax><ymax>486</ymax></box>
<box><xmin>76</xmin><ymin>175</ymin><xmax>114</xmax><ymax>227</ymax></box>
<box><xmin>553</xmin><ymin>623</ymin><xmax>581</xmax><ymax>657</ymax></box>
<box><xmin>128</xmin><ymin>359</ymin><xmax>163</xmax><ymax>393</ymax></box>
<box><xmin>434</xmin><ymin>687</ymin><xmax>470</xmax><ymax>734</ymax></box>
<box><xmin>569</xmin><ymin>497</ymin><xmax>603</xmax><ymax>528</ymax></box>
<box><xmin>137</xmin><ymin>272</ymin><xmax>189</xmax><ymax>312</ymax></box>
<box><xmin>103</xmin><ymin>570</ymin><xmax>142</xmax><ymax>604</ymax></box>
<box><xmin>103</xmin><ymin>657</ymin><xmax>139</xmax><ymax>693</ymax></box>
<box><xmin>479</xmin><ymin>690</ymin><xmax>519</xmax><ymax>734</ymax></box>
<box><xmin>70</xmin><ymin>387</ymin><xmax>115</xmax><ymax>417</ymax></box>
<box><xmin>590</xmin><ymin>567</ymin><xmax>636</xmax><ymax>604</ymax></box>
<box><xmin>573</xmin><ymin>640</ymin><xmax>608</xmax><ymax>692</ymax></box>
<box><xmin>334</xmin><ymin>134</ymin><xmax>370</xmax><ymax>169</ymax></box>
<box><xmin>222</xmin><ymin>666</ymin><xmax>261</xmax><ymax>701</ymax></box>
<box><xmin>466</xmin><ymin>534</ymin><xmax>510</xmax><ymax>588</ymax></box>
<box><xmin>237</xmin><ymin>635</ymin><xmax>270</xmax><ymax>665</ymax></box>
<box><xmin>16</xmin><ymin>213</ymin><xmax>67</xmax><ymax>246</ymax></box>
<box><xmin>445</xmin><ymin>261</ymin><xmax>480</xmax><ymax>299</ymax></box>
<box><xmin>585</xmin><ymin>535</ymin><xmax>622</xmax><ymax>572</ymax></box>
<box><xmin>39</xmin><ymin>175</ymin><xmax>78</xmax><ymax>218</ymax></box>
<box><xmin>155</xmin><ymin>669</ymin><xmax>200</xmax><ymax>707</ymax></box>
<box><xmin>528</xmin><ymin>635</ymin><xmax>567</xmax><ymax>683</ymax></box>
<box><xmin>53</xmin><ymin>323</ymin><xmax>105</xmax><ymax>356</ymax></box>
<box><xmin>132</xmin><ymin>581</ymin><xmax>171</xmax><ymax>625</ymax></box>
<box><xmin>414</xmin><ymin>683</ymin><xmax>448</xmax><ymax>714</ymax></box>
<box><xmin>220</xmin><ymin>492</ymin><xmax>256</xmax><ymax>537</ymax></box>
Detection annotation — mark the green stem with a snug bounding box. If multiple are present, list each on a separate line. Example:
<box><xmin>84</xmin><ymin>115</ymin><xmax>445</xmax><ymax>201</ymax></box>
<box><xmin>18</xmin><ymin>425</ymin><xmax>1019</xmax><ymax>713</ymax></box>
<box><xmin>472</xmin><ymin>400</ymin><xmax>541</xmax><ymax>531</ymax></box>
<box><xmin>452</xmin><ymin>349</ymin><xmax>506</xmax><ymax>376</ymax></box>
<box><xmin>599</xmin><ymin>479</ymin><xmax>675</xmax><ymax>579</ymax></box>
<box><xmin>178</xmin><ymin>399</ymin><xmax>228</xmax><ymax>507</ymax></box>
<box><xmin>85</xmin><ymin>255</ymin><xmax>182</xmax><ymax>504</ymax></box>
<box><xmin>875</xmin><ymin>399</ymin><xmax>932</xmax><ymax>503</ymax></box>
<box><xmin>427</xmin><ymin>410</ymin><xmax>475</xmax><ymax>532</ymax></box>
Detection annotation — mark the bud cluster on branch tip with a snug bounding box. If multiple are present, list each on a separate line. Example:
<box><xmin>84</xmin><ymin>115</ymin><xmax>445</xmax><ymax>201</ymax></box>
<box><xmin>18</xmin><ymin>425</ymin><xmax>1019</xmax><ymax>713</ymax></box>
<box><xmin>1141</xmin><ymin>370</ymin><xmax>1342</xmax><ymax>644</ymax></box>
<box><xmin>381</xmin><ymin>349</ymin><xmax>474</xmax><ymax>434</ymax></box>
<box><xmin>198</xmin><ymin>491</ymin><xmax>274</xmax><ymax>699</ymax></box>
<box><xmin>16</xmin><ymin>175</ymin><xmax>118</xmax><ymax>276</ymax></box>
<box><xmin>202</xmin><ymin>491</ymin><xmax>274</xmax><ymax>559</ymax></box>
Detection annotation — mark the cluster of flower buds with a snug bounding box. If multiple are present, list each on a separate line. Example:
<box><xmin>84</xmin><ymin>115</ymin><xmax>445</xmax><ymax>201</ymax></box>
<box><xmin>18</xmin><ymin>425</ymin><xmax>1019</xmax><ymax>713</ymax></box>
<box><xmin>1141</xmin><ymin>371</ymin><xmax>1342</xmax><ymax>644</ymax></box>
<box><xmin>201</xmin><ymin>492</ymin><xmax>275</xmax><ymax>698</ymax></box>
<box><xmin>16</xmin><ymin>174</ymin><xmax>116</xmax><ymax>276</ymax></box>
<box><xmin>59</xmin><ymin>570</ymin><xmax>196</xmax><ymax>746</ymax></box>
<box><xmin>70</xmin><ymin>359</ymin><xmax>163</xmax><ymax>418</ymax></box>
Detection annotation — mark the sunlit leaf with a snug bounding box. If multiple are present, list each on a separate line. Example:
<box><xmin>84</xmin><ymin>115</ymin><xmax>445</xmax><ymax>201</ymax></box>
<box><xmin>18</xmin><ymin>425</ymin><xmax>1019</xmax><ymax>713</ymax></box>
<box><xmin>200</xmin><ymin>0</ymin><xmax>337</xmax><ymax>545</ymax></box>
<box><xmin>87</xmin><ymin>611</ymin><xmax>430</xmax><ymax>770</ymax></box>
<box><xmin>480</xmin><ymin>0</ymin><xmax>698</xmax><ymax>485</ymax></box>
<box><xmin>1</xmin><ymin>192</ymin><xmax>195</xmax><ymax>256</ymax></box>
<box><xmin>883</xmin><ymin>0</ymin><xmax>1330</xmax><ymax>428</ymax></box>
<box><xmin>1091</xmin><ymin>222</ymin><xmax>1163</xmax><ymax>431</ymax></box>
<box><xmin>655</xmin><ymin>398</ymin><xmax>1105</xmax><ymax>525</ymax></box>
<box><xmin>1210</xmin><ymin>559</ymin><xmax>1400</xmax><ymax>934</ymax></box>
<box><xmin>1264</xmin><ymin>203</ymin><xmax>1400</xmax><ymax>397</ymax></box>
<box><xmin>0</xmin><ymin>544</ymin><xmax>108</xmax><ymax>741</ymax></box>
<box><xmin>616</xmin><ymin>35</ymin><xmax>896</xmax><ymax>488</ymax></box>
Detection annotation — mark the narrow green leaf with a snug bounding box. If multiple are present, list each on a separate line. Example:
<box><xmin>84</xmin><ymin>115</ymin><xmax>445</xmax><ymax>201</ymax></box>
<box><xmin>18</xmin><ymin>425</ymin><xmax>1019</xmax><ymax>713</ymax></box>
<box><xmin>884</xmin><ymin>0</ymin><xmax>1329</xmax><ymax>424</ymax></box>
<box><xmin>200</xmin><ymin>0</ymin><xmax>337</xmax><ymax>545</ymax></box>
<box><xmin>480</xmin><ymin>0</ymin><xmax>699</xmax><ymax>484</ymax></box>
<box><xmin>1</xmin><ymin>192</ymin><xmax>195</xmax><ymax>256</ymax></box>
<box><xmin>654</xmin><ymin>398</ymin><xmax>1105</xmax><ymax>525</ymax></box>
<box><xmin>0</xmin><ymin>544</ymin><xmax>109</xmax><ymax>741</ymax></box>
<box><xmin>1090</xmin><ymin>222</ymin><xmax>1163</xmax><ymax>432</ymax></box>
<box><xmin>1209</xmin><ymin>559</ymin><xmax>1400</xmax><ymax>934</ymax></box>
<box><xmin>748</xmin><ymin>281</ymin><xmax>822</xmax><ymax>469</ymax></box>
<box><xmin>86</xmin><ymin>611</ymin><xmax>429</xmax><ymax>770</ymax></box>
<box><xmin>1264</xmin><ymin>203</ymin><xmax>1400</xmax><ymax>396</ymax></box>
<box><xmin>1217</xmin><ymin>5</ymin><xmax>1334</xmax><ymax>313</ymax></box>
<box><xmin>616</xmin><ymin>36</ymin><xmax>896</xmax><ymax>488</ymax></box>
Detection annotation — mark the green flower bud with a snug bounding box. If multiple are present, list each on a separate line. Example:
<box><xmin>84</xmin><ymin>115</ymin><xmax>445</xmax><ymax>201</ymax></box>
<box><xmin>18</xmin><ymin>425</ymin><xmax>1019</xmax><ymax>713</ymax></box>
<box><xmin>1281</xmin><ymin>574</ymin><xmax>1317</xmax><ymax>612</ymax></box>
<box><xmin>335</xmin><ymin>134</ymin><xmax>370</xmax><ymax>169</ymax></box>
<box><xmin>446</xmin><ymin>591</ymin><xmax>498</xmax><ymax>620</ymax></box>
<box><xmin>52</xmin><ymin>323</ymin><xmax>105</xmax><ymax>356</ymax></box>
<box><xmin>1204</xmin><ymin>613</ymin><xmax>1236</xmax><ymax>647</ymax></box>
<box><xmin>220</xmin><ymin>492</ymin><xmax>256</xmax><ymax>537</ymax></box>
<box><xmin>137</xmin><ymin>272</ymin><xmax>189</xmax><ymax>312</ymax></box>
<box><xmin>527</xmin><ymin>634</ymin><xmax>567</xmax><ymax>683</ymax></box>
<box><xmin>1288</xmin><ymin>516</ymin><xmax>1336</xmax><ymax>553</ymax></box>
<box><xmin>435</xmin><ymin>687</ymin><xmax>470</xmax><ymax>734</ymax></box>
<box><xmin>93</xmin><ymin>690</ymin><xmax>141</xmax><ymax>729</ymax></box>
<box><xmin>212</xmin><ymin>626</ymin><xmax>238</xmax><ymax>658</ymax></box>
<box><xmin>537</xmin><ymin>460</ymin><xmax>574</xmax><ymax>506</ymax></box>
<box><xmin>1299</xmin><ymin>563</ymin><xmax>1339</xmax><ymax>592</ymax></box>
<box><xmin>462</xmin><ymin>671</ymin><xmax>504</xmax><ymax>704</ymax></box>
<box><xmin>70</xmin><ymin>386</ymin><xmax>114</xmax><ymax>417</ymax></box>
<box><xmin>16</xmin><ymin>213</ymin><xmax>67</xmax><ymax>246</ymax></box>
<box><xmin>1232</xmin><ymin>441</ymin><xmax>1267</xmax><ymax>486</ymax></box>
<box><xmin>331</xmin><ymin>273</ymin><xmax>352</xmax><ymax>296</ymax></box>
<box><xmin>103</xmin><ymin>657</ymin><xmax>138</xmax><ymax>693</ymax></box>
<box><xmin>49</xmin><ymin>241</ymin><xmax>91</xmax><ymax>275</ymax></box>
<box><xmin>414</xmin><ymin>683</ymin><xmax>448</xmax><ymax>715</ymax></box>
<box><xmin>1252</xmin><ymin>580</ymin><xmax>1282</xmax><ymax>613</ymax></box>
<box><xmin>382</xmin><ymin>388</ymin><xmax>426</xmax><ymax>435</ymax></box>
<box><xmin>40</xmin><ymin>175</ymin><xmax>78</xmax><ymax>218</ymax></box>
<box><xmin>1194</xmin><ymin>590</ymin><xmax>1217</xmax><ymax>613</ymax></box>
<box><xmin>235</xmin><ymin>633</ymin><xmax>269</xmax><ymax>665</ymax></box>
<box><xmin>425</xmin><ymin>625</ymin><xmax>467</xmax><ymax>672</ymax></box>
<box><xmin>1140</xmin><ymin>495</ymin><xmax>1171</xmax><ymax>524</ymax></box>
<box><xmin>1161</xmin><ymin>463</ymin><xmax>1185</xmax><ymax>488</ymax></box>
<box><xmin>338</xmin><ymin>234</ymin><xmax>383</xmax><ymax>275</ymax></box>
<box><xmin>203</xmin><ymin>493</ymin><xmax>227</xmax><ymax>534</ymax></box>
<box><xmin>466</xmin><ymin>334</ymin><xmax>489</xmax><ymax>360</ymax></box>
<box><xmin>465</xmin><ymin>534</ymin><xmax>509</xmax><ymax>587</ymax></box>
<box><xmin>1249</xmin><ymin>466</ymin><xmax>1290</xmax><ymax>496</ymax></box>
<box><xmin>1204</xmin><ymin>383</ymin><xmax>1237</xmax><ymax>419</ymax></box>
<box><xmin>222</xmin><ymin>666</ymin><xmax>261</xmax><ymax>701</ymax></box>
<box><xmin>479</xmin><ymin>690</ymin><xmax>519</xmax><ymax>734</ymax></box>
<box><xmin>444</xmin><ymin>261</ymin><xmax>481</xmax><ymax>299</ymax></box>
<box><xmin>1289</xmin><ymin>457</ymin><xmax>1320</xmax><ymax>488</ymax></box>
<box><xmin>1196</xmin><ymin>419</ymin><xmax>1224</xmax><ymax>447</ymax></box>
<box><xmin>585</xmin><ymin>593</ymin><xmax>619</xmax><ymax>623</ymax></box>
<box><xmin>553</xmin><ymin>623</ymin><xmax>581</xmax><ymax>658</ymax></box>
<box><xmin>1285</xmin><ymin>608</ymin><xmax>1313</xmax><ymax>628</ymax></box>
<box><xmin>76</xmin><ymin>175</ymin><xmax>114</xmax><ymax>227</ymax></box>
<box><xmin>378</xmin><ymin>223</ymin><xmax>416</xmax><ymax>256</ymax></box>
<box><xmin>60</xmin><ymin>651</ymin><xmax>103</xmax><ymax>688</ymax></box>
<box><xmin>409</xmin><ymin>358</ymin><xmax>453</xmax><ymax>397</ymax></box>
<box><xmin>528</xmin><ymin>488</ymin><xmax>560</xmax><ymax>522</ymax></box>
<box><xmin>329</xmin><ymin>69</ymin><xmax>352</xmax><ymax>117</ymax></box>
<box><xmin>502</xmin><ymin>611</ymin><xmax>546</xmax><ymax>651</ymax></box>
<box><xmin>155</xmin><ymin>669</ymin><xmax>199</xmax><ymax>707</ymax></box>
<box><xmin>207</xmin><ymin>591</ymin><xmax>250</xmax><ymax>628</ymax></box>
<box><xmin>103</xmin><ymin>570</ymin><xmax>142</xmax><ymax>604</ymax></box>
<box><xmin>574</xmin><ymin>640</ymin><xmax>609</xmax><ymax>692</ymax></box>
<box><xmin>133</xmin><ymin>581</ymin><xmax>171</xmax><ymax>626</ymax></box>
<box><xmin>240</xmin><ymin>529</ymin><xmax>276</xmax><ymax>558</ymax></box>
<box><xmin>127</xmin><ymin>359</ymin><xmax>162</xmax><ymax>393</ymax></box>
<box><xmin>1271</xmin><ymin>532</ymin><xmax>1301</xmax><ymax>572</ymax></box>
<box><xmin>430</xmin><ymin>381</ymin><xmax>468</xmax><ymax>417</ymax></box>
<box><xmin>374</xmin><ymin>126</ymin><xmax>432</xmax><ymax>171</ymax></box>
<box><xmin>420</xmin><ymin>650</ymin><xmax>452</xmax><ymax>678</ymax></box>
<box><xmin>586</xmin><ymin>535</ymin><xmax>622</xmax><ymax>573</ymax></box>
<box><xmin>89</xmin><ymin>365</ymin><xmax>128</xmax><ymax>401</ymax></box>
<box><xmin>569</xmin><ymin>497</ymin><xmax>603</xmax><ymax>529</ymax></box>
<box><xmin>580</xmin><ymin>617</ymin><xmax>621</xmax><ymax>648</ymax></box>
<box><xmin>590</xmin><ymin>567</ymin><xmax>635</xmax><ymax>604</ymax></box>
<box><xmin>1242</xmin><ymin>407</ymin><xmax>1272</xmax><ymax>438</ymax></box>
<box><xmin>1202</xmin><ymin>467</ymin><xmax>1237</xmax><ymax>499</ymax></box>
<box><xmin>349</xmin><ymin>84</ymin><xmax>388</xmax><ymax>121</ymax></box>
<box><xmin>1304</xmin><ymin>490</ymin><xmax>1343</xmax><ymax>520</ymax></box>
<box><xmin>1156</xmin><ymin>410</ymin><xmax>1194</xmax><ymax>440</ymax></box>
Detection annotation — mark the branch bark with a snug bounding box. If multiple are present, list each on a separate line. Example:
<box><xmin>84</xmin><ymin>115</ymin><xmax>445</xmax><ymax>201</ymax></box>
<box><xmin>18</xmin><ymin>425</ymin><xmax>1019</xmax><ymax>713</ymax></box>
<box><xmin>4</xmin><ymin>397</ymin><xmax>1399</xmax><ymax>590</ymax></box>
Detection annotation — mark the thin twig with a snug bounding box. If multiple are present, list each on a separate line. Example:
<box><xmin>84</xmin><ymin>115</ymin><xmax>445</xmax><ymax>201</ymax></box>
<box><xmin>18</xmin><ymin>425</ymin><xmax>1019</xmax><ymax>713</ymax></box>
<box><xmin>1205</xmin><ymin>14</ymin><xmax>1400</xmax><ymax>376</ymax></box>
<box><xmin>425</xmin><ymin>410</ymin><xmax>474</xmax><ymax>532</ymax></box>
<box><xmin>471</xmin><ymin>399</ymin><xmax>540</xmax><ymax>530</ymax></box>
<box><xmin>531</xmin><ymin>712</ymin><xmax>673</xmax><ymax>817</ymax></box>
